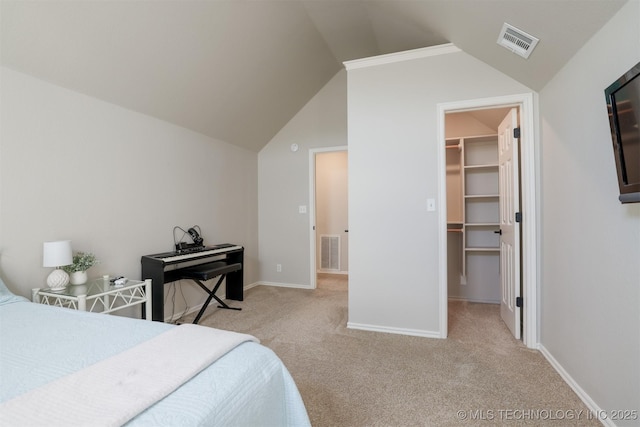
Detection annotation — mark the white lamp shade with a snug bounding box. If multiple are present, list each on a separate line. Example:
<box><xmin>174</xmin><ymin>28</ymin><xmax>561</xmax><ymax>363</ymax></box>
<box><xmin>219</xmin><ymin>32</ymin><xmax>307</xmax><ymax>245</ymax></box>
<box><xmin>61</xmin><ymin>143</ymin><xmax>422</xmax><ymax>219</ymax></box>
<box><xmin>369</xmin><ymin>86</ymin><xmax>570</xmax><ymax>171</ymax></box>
<box><xmin>43</xmin><ymin>240</ymin><xmax>73</xmax><ymax>267</ymax></box>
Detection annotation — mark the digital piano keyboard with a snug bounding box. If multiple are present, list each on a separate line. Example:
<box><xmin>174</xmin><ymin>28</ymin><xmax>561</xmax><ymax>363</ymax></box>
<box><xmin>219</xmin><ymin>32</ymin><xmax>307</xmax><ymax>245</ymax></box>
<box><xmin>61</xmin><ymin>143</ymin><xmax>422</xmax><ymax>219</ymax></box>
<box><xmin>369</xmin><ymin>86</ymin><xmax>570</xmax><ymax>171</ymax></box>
<box><xmin>147</xmin><ymin>244</ymin><xmax>243</xmax><ymax>264</ymax></box>
<box><xmin>141</xmin><ymin>243</ymin><xmax>244</xmax><ymax>321</ymax></box>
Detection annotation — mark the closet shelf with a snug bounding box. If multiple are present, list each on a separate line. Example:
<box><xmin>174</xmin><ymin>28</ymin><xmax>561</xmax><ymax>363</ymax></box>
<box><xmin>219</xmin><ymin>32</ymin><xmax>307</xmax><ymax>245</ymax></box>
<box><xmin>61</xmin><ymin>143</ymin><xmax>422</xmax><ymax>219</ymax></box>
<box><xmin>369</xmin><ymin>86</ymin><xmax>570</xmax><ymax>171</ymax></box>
<box><xmin>464</xmin><ymin>163</ymin><xmax>499</xmax><ymax>170</ymax></box>
<box><xmin>464</xmin><ymin>194</ymin><xmax>499</xmax><ymax>199</ymax></box>
<box><xmin>446</xmin><ymin>133</ymin><xmax>500</xmax><ymax>280</ymax></box>
<box><xmin>448</xmin><ymin>222</ymin><xmax>464</xmax><ymax>232</ymax></box>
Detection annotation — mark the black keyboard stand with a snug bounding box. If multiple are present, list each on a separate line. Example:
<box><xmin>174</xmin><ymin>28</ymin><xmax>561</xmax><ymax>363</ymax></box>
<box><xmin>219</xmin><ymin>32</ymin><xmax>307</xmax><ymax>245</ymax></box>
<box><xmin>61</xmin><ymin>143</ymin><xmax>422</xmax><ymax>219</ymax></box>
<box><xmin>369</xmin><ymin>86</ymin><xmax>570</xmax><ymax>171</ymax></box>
<box><xmin>180</xmin><ymin>261</ymin><xmax>242</xmax><ymax>324</ymax></box>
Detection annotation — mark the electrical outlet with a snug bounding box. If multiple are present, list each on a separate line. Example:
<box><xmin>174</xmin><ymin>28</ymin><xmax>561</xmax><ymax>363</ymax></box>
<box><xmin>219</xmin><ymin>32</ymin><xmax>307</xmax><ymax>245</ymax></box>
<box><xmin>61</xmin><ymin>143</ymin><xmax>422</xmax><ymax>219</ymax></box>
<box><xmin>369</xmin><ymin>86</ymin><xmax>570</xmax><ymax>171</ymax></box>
<box><xmin>276</xmin><ymin>264</ymin><xmax>282</xmax><ymax>272</ymax></box>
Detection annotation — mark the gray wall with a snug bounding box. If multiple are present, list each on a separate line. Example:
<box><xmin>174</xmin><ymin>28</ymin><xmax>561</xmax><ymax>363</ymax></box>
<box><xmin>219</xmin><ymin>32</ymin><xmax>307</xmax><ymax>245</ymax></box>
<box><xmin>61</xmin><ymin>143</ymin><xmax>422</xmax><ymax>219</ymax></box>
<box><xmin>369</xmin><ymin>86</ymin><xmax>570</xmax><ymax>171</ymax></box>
<box><xmin>258</xmin><ymin>70</ymin><xmax>347</xmax><ymax>287</ymax></box>
<box><xmin>0</xmin><ymin>67</ymin><xmax>259</xmax><ymax>320</ymax></box>
<box><xmin>346</xmin><ymin>47</ymin><xmax>531</xmax><ymax>336</ymax></box>
<box><xmin>538</xmin><ymin>0</ymin><xmax>640</xmax><ymax>420</ymax></box>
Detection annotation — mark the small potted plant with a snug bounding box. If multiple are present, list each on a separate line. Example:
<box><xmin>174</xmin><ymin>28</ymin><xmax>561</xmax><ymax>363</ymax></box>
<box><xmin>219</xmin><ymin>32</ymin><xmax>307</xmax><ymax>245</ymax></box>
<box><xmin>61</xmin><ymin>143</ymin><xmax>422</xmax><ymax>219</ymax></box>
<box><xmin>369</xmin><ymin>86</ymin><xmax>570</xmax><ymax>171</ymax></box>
<box><xmin>63</xmin><ymin>252</ymin><xmax>99</xmax><ymax>285</ymax></box>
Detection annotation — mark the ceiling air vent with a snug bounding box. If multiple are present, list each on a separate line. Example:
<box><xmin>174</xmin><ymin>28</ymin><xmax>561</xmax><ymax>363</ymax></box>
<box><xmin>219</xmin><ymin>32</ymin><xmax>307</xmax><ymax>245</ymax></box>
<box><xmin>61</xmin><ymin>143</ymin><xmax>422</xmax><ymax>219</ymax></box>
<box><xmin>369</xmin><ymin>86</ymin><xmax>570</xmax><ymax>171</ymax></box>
<box><xmin>497</xmin><ymin>23</ymin><xmax>539</xmax><ymax>59</ymax></box>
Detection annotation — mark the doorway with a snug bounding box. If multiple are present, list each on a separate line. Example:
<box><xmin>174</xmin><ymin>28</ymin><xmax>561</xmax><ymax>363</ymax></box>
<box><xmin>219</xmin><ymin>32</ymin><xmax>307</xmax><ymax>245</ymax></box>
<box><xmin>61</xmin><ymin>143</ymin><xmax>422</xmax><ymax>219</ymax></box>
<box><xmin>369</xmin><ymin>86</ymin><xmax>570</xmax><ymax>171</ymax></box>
<box><xmin>444</xmin><ymin>106</ymin><xmax>522</xmax><ymax>339</ymax></box>
<box><xmin>309</xmin><ymin>147</ymin><xmax>349</xmax><ymax>289</ymax></box>
<box><xmin>437</xmin><ymin>94</ymin><xmax>538</xmax><ymax>349</ymax></box>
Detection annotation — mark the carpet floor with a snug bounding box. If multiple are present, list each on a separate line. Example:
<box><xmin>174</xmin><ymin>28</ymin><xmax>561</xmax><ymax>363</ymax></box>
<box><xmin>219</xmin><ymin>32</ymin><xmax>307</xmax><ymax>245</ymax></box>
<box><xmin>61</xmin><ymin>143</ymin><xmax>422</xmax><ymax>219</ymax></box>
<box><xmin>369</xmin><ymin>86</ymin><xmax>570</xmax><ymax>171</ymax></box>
<box><xmin>186</xmin><ymin>274</ymin><xmax>598</xmax><ymax>426</ymax></box>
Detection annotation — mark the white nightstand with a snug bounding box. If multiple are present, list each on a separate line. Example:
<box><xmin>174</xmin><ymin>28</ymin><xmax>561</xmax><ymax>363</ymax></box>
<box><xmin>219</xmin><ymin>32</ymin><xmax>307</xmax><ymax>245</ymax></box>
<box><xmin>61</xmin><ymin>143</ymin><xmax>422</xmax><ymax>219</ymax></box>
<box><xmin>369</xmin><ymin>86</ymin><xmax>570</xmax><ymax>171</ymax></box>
<box><xmin>32</xmin><ymin>276</ymin><xmax>152</xmax><ymax>320</ymax></box>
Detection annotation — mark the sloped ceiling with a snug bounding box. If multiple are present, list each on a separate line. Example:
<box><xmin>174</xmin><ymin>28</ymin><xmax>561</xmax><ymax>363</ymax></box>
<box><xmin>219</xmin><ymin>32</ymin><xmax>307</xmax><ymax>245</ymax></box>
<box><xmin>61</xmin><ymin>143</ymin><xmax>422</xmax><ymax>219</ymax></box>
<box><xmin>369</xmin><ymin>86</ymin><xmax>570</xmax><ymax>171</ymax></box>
<box><xmin>0</xmin><ymin>0</ymin><xmax>627</xmax><ymax>152</ymax></box>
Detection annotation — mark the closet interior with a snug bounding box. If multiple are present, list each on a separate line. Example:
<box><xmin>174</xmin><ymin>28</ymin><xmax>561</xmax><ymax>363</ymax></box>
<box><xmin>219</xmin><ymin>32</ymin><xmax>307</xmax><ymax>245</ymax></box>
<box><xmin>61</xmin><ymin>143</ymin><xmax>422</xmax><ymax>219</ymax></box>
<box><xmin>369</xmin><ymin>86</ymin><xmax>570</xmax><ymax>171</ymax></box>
<box><xmin>445</xmin><ymin>108</ymin><xmax>510</xmax><ymax>304</ymax></box>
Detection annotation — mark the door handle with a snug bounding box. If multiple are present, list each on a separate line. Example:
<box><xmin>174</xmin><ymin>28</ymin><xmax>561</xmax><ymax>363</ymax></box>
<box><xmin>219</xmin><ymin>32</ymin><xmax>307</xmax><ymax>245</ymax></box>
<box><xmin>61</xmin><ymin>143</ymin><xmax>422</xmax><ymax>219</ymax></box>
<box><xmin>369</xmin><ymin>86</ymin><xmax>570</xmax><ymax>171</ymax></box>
<box><xmin>494</xmin><ymin>230</ymin><xmax>502</xmax><ymax>235</ymax></box>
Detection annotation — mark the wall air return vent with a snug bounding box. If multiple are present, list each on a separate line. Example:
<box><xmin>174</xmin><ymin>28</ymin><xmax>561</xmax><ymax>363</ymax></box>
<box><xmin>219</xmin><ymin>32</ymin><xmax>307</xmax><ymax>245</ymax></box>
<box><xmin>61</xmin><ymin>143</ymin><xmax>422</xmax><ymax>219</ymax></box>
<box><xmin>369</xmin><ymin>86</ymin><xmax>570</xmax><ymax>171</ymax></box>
<box><xmin>320</xmin><ymin>235</ymin><xmax>340</xmax><ymax>271</ymax></box>
<box><xmin>497</xmin><ymin>23</ymin><xmax>539</xmax><ymax>59</ymax></box>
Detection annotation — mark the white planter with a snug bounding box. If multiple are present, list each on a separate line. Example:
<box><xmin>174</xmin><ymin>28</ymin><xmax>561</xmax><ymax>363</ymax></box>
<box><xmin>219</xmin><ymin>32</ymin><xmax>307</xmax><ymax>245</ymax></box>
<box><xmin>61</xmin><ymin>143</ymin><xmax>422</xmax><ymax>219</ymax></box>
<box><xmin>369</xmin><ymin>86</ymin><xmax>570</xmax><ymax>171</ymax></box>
<box><xmin>69</xmin><ymin>271</ymin><xmax>88</xmax><ymax>285</ymax></box>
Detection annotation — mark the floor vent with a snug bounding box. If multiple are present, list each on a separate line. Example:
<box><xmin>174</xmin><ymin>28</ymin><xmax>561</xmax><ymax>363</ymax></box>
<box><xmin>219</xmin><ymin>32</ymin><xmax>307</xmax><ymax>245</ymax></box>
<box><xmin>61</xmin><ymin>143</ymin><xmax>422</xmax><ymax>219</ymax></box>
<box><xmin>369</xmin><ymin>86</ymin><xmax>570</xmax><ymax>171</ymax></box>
<box><xmin>497</xmin><ymin>23</ymin><xmax>539</xmax><ymax>59</ymax></box>
<box><xmin>320</xmin><ymin>235</ymin><xmax>340</xmax><ymax>271</ymax></box>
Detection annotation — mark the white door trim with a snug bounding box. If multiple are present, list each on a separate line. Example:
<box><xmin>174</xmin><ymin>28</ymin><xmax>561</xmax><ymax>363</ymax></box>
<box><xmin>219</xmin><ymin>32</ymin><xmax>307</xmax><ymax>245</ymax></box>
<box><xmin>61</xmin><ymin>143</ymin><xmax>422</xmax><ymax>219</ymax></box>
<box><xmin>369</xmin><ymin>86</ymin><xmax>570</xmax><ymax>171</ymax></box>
<box><xmin>309</xmin><ymin>145</ymin><xmax>348</xmax><ymax>290</ymax></box>
<box><xmin>437</xmin><ymin>93</ymin><xmax>538</xmax><ymax>349</ymax></box>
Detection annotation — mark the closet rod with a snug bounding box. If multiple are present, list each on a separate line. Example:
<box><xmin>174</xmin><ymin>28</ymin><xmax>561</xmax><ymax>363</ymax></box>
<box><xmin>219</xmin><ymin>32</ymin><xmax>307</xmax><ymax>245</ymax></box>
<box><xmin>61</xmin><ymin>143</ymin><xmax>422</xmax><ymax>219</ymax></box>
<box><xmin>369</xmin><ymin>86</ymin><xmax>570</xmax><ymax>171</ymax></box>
<box><xmin>445</xmin><ymin>144</ymin><xmax>461</xmax><ymax>150</ymax></box>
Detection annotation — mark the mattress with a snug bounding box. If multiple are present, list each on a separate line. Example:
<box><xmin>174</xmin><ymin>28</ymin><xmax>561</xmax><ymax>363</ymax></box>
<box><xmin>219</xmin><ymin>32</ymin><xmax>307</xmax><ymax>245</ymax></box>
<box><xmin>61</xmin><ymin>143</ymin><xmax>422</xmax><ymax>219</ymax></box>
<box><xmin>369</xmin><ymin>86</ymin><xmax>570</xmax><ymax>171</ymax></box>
<box><xmin>0</xmin><ymin>279</ymin><xmax>310</xmax><ymax>426</ymax></box>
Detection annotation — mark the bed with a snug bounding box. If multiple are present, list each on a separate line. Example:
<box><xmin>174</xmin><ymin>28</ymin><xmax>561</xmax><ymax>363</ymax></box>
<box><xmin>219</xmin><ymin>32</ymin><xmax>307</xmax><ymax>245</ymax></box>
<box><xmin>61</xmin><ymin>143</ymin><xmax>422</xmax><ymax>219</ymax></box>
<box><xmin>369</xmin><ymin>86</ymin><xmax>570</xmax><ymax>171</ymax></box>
<box><xmin>0</xmin><ymin>278</ymin><xmax>310</xmax><ymax>426</ymax></box>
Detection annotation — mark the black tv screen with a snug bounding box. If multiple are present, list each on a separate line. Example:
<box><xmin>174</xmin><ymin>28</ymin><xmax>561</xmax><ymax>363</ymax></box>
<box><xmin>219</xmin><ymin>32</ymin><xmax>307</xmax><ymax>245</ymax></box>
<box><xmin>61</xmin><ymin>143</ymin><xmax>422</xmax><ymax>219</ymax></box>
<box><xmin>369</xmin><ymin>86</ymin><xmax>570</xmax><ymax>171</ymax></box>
<box><xmin>605</xmin><ymin>61</ymin><xmax>640</xmax><ymax>203</ymax></box>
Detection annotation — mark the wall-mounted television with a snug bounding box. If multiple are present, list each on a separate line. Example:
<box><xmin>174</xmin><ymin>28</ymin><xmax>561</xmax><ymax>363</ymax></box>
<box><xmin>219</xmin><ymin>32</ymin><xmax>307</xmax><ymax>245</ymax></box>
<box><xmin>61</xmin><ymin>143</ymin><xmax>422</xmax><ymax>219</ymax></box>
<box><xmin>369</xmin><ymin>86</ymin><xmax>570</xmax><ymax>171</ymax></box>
<box><xmin>605</xmin><ymin>61</ymin><xmax>640</xmax><ymax>203</ymax></box>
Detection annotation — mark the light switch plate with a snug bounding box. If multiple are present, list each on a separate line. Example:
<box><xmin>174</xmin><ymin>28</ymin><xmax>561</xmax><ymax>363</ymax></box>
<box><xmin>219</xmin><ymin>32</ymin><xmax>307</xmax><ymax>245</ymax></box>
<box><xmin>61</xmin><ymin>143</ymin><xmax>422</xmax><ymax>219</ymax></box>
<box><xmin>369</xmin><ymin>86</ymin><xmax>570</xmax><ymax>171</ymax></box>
<box><xmin>299</xmin><ymin>205</ymin><xmax>307</xmax><ymax>214</ymax></box>
<box><xmin>427</xmin><ymin>198</ymin><xmax>436</xmax><ymax>211</ymax></box>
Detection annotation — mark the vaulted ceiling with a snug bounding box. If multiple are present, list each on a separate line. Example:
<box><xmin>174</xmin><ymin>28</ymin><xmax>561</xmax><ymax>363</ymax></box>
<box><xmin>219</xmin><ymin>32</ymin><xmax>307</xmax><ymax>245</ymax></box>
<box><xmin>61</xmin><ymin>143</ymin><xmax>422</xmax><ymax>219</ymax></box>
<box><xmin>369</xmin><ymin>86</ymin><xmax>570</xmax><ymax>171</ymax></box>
<box><xmin>1</xmin><ymin>0</ymin><xmax>627</xmax><ymax>152</ymax></box>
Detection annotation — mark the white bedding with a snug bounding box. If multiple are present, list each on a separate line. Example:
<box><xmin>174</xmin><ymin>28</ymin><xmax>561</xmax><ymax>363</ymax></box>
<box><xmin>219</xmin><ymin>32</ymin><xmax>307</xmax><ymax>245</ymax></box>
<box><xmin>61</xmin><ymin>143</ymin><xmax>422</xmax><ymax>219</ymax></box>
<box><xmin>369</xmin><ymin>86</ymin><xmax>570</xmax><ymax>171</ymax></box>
<box><xmin>0</xmin><ymin>280</ymin><xmax>310</xmax><ymax>426</ymax></box>
<box><xmin>1</xmin><ymin>324</ymin><xmax>257</xmax><ymax>426</ymax></box>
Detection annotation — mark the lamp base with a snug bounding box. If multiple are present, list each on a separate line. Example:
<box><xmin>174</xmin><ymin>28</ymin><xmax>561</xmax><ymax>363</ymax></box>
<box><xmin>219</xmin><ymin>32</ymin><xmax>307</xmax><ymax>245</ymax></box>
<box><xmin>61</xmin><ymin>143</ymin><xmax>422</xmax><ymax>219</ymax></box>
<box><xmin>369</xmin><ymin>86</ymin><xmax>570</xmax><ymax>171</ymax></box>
<box><xmin>47</xmin><ymin>269</ymin><xmax>70</xmax><ymax>290</ymax></box>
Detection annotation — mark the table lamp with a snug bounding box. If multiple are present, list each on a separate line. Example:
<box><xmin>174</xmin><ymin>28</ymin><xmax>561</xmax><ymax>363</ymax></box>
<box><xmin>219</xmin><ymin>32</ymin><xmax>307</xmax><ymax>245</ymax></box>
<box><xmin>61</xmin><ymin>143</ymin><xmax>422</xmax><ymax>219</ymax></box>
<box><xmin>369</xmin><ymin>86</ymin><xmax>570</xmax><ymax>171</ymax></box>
<box><xmin>43</xmin><ymin>240</ymin><xmax>73</xmax><ymax>290</ymax></box>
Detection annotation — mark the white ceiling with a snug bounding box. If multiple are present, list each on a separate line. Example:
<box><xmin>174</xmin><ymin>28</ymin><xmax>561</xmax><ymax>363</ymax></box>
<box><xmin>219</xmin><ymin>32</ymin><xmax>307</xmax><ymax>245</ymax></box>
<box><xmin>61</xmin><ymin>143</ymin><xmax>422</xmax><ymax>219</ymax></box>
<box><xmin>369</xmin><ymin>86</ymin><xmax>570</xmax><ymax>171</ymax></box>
<box><xmin>1</xmin><ymin>0</ymin><xmax>627</xmax><ymax>152</ymax></box>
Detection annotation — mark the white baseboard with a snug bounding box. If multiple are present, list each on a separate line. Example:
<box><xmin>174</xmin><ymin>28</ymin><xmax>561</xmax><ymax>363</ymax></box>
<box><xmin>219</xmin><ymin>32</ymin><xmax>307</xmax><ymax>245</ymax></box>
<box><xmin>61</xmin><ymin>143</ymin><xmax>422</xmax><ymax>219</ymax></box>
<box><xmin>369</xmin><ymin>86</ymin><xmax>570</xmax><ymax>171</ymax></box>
<box><xmin>347</xmin><ymin>322</ymin><xmax>442</xmax><ymax>339</ymax></box>
<box><xmin>257</xmin><ymin>281</ymin><xmax>314</xmax><ymax>290</ymax></box>
<box><xmin>538</xmin><ymin>344</ymin><xmax>613</xmax><ymax>427</ymax></box>
<box><xmin>244</xmin><ymin>281</ymin><xmax>261</xmax><ymax>291</ymax></box>
<box><xmin>163</xmin><ymin>281</ymin><xmax>262</xmax><ymax>323</ymax></box>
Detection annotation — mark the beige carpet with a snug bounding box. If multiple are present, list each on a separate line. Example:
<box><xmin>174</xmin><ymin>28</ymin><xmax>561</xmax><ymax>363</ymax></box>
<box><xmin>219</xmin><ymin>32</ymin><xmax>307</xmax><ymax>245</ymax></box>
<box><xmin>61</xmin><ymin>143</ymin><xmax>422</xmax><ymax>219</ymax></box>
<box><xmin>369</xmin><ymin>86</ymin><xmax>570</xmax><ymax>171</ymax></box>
<box><xmin>185</xmin><ymin>274</ymin><xmax>599</xmax><ymax>426</ymax></box>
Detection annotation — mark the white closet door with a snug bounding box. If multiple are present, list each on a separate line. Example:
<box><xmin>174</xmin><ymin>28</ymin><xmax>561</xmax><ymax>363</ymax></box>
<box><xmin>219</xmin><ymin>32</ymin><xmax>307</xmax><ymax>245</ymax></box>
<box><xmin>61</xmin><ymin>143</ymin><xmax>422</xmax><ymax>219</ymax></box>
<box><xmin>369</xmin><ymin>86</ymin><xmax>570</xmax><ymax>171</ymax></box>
<box><xmin>498</xmin><ymin>108</ymin><xmax>521</xmax><ymax>339</ymax></box>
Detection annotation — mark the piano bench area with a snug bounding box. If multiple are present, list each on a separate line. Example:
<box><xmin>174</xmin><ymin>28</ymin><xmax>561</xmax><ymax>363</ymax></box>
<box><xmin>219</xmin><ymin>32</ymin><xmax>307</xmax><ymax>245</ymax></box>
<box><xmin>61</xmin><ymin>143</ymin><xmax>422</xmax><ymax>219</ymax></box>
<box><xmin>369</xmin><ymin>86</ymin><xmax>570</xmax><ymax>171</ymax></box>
<box><xmin>180</xmin><ymin>261</ymin><xmax>243</xmax><ymax>324</ymax></box>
